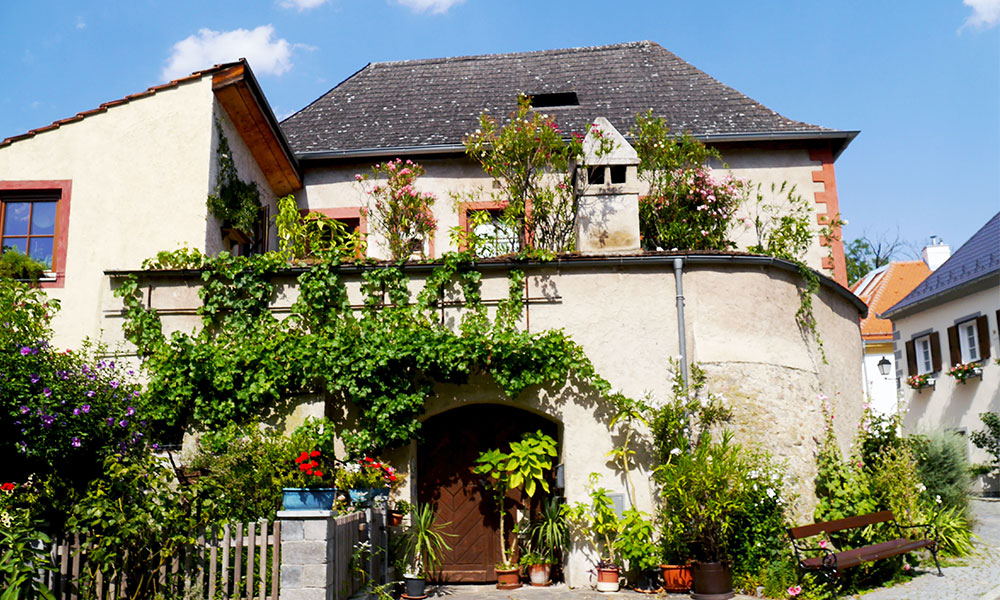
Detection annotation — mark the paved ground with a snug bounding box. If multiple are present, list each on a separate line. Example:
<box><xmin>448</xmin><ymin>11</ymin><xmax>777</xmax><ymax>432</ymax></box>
<box><xmin>415</xmin><ymin>499</ymin><xmax>1000</xmax><ymax>600</ymax></box>
<box><xmin>847</xmin><ymin>497</ymin><xmax>1000</xmax><ymax>600</ymax></box>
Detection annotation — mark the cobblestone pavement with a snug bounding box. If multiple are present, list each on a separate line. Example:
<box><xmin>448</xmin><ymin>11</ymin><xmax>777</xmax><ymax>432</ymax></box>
<box><xmin>426</xmin><ymin>583</ymin><xmax>755</xmax><ymax>600</ymax></box>
<box><xmin>847</xmin><ymin>497</ymin><xmax>1000</xmax><ymax>600</ymax></box>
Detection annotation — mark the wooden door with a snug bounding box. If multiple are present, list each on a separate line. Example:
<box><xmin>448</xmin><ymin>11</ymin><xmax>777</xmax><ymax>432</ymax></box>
<box><xmin>417</xmin><ymin>404</ymin><xmax>557</xmax><ymax>582</ymax></box>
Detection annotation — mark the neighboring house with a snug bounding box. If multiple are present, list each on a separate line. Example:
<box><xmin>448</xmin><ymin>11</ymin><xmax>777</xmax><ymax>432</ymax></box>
<box><xmin>851</xmin><ymin>260</ymin><xmax>932</xmax><ymax>414</ymax></box>
<box><xmin>882</xmin><ymin>213</ymin><xmax>1000</xmax><ymax>493</ymax></box>
<box><xmin>1</xmin><ymin>44</ymin><xmax>867</xmax><ymax>586</ymax></box>
<box><xmin>0</xmin><ymin>60</ymin><xmax>299</xmax><ymax>348</ymax></box>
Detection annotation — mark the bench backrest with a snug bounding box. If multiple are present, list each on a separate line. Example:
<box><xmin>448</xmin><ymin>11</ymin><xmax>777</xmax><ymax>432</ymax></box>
<box><xmin>788</xmin><ymin>510</ymin><xmax>896</xmax><ymax>540</ymax></box>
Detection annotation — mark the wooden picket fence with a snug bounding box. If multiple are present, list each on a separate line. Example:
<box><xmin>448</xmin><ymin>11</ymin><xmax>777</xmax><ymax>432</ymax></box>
<box><xmin>330</xmin><ymin>509</ymin><xmax>389</xmax><ymax>600</ymax></box>
<box><xmin>41</xmin><ymin>520</ymin><xmax>281</xmax><ymax>600</ymax></box>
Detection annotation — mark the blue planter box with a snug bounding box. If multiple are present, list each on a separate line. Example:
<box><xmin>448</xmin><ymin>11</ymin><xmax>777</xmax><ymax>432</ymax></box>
<box><xmin>282</xmin><ymin>488</ymin><xmax>339</xmax><ymax>511</ymax></box>
<box><xmin>348</xmin><ymin>487</ymin><xmax>390</xmax><ymax>505</ymax></box>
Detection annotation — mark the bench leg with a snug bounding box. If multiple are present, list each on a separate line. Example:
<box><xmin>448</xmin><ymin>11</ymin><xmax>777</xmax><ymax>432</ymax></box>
<box><xmin>930</xmin><ymin>547</ymin><xmax>943</xmax><ymax>577</ymax></box>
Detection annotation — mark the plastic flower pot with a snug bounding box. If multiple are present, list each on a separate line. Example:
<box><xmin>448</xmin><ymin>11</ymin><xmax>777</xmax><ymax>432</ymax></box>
<box><xmin>632</xmin><ymin>568</ymin><xmax>662</xmax><ymax>594</ymax></box>
<box><xmin>495</xmin><ymin>566</ymin><xmax>522</xmax><ymax>590</ymax></box>
<box><xmin>281</xmin><ymin>488</ymin><xmax>338</xmax><ymax>511</ymax></box>
<box><xmin>660</xmin><ymin>563</ymin><xmax>693</xmax><ymax>592</ymax></box>
<box><xmin>527</xmin><ymin>563</ymin><xmax>551</xmax><ymax>586</ymax></box>
<box><xmin>403</xmin><ymin>576</ymin><xmax>426</xmax><ymax>598</ymax></box>
<box><xmin>690</xmin><ymin>561</ymin><xmax>733</xmax><ymax>600</ymax></box>
<box><xmin>348</xmin><ymin>487</ymin><xmax>390</xmax><ymax>506</ymax></box>
<box><xmin>596</xmin><ymin>566</ymin><xmax>620</xmax><ymax>592</ymax></box>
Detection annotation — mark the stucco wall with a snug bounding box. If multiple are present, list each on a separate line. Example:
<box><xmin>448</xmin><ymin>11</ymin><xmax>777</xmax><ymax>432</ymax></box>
<box><xmin>297</xmin><ymin>146</ymin><xmax>840</xmax><ymax>279</ymax></box>
<box><xmin>0</xmin><ymin>78</ymin><xmax>217</xmax><ymax>347</ymax></box>
<box><xmin>893</xmin><ymin>285</ymin><xmax>1000</xmax><ymax>493</ymax></box>
<box><xmin>106</xmin><ymin>257</ymin><xmax>863</xmax><ymax>586</ymax></box>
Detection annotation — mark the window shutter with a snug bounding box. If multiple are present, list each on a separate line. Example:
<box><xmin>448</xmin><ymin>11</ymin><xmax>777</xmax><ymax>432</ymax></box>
<box><xmin>905</xmin><ymin>340</ymin><xmax>917</xmax><ymax>376</ymax></box>
<box><xmin>930</xmin><ymin>332</ymin><xmax>942</xmax><ymax>373</ymax></box>
<box><xmin>977</xmin><ymin>315</ymin><xmax>991</xmax><ymax>360</ymax></box>
<box><xmin>947</xmin><ymin>325</ymin><xmax>961</xmax><ymax>366</ymax></box>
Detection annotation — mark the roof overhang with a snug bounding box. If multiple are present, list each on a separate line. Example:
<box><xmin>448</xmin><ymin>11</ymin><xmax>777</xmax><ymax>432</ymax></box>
<box><xmin>880</xmin><ymin>271</ymin><xmax>1000</xmax><ymax>320</ymax></box>
<box><xmin>213</xmin><ymin>62</ymin><xmax>302</xmax><ymax>195</ymax></box>
<box><xmin>295</xmin><ymin>130</ymin><xmax>860</xmax><ymax>164</ymax></box>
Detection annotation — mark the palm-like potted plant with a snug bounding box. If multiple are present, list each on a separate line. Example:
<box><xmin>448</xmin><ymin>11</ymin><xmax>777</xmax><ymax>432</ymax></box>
<box><xmin>474</xmin><ymin>430</ymin><xmax>558</xmax><ymax>589</ymax></box>
<box><xmin>520</xmin><ymin>496</ymin><xmax>570</xmax><ymax>586</ymax></box>
<box><xmin>401</xmin><ymin>503</ymin><xmax>453</xmax><ymax>598</ymax></box>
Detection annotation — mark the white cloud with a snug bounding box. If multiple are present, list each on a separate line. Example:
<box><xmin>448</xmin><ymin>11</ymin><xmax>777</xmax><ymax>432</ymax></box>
<box><xmin>278</xmin><ymin>0</ymin><xmax>329</xmax><ymax>11</ymax></box>
<box><xmin>393</xmin><ymin>0</ymin><xmax>465</xmax><ymax>14</ymax></box>
<box><xmin>75</xmin><ymin>16</ymin><xmax>86</xmax><ymax>30</ymax></box>
<box><xmin>161</xmin><ymin>25</ymin><xmax>293</xmax><ymax>81</ymax></box>
<box><xmin>961</xmin><ymin>0</ymin><xmax>1000</xmax><ymax>30</ymax></box>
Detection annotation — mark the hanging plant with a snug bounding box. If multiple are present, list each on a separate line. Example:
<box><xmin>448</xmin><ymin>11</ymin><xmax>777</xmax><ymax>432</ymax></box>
<box><xmin>206</xmin><ymin>120</ymin><xmax>262</xmax><ymax>236</ymax></box>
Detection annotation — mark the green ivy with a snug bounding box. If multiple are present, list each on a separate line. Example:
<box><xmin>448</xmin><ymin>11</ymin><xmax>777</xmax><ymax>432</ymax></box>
<box><xmin>117</xmin><ymin>251</ymin><xmax>611</xmax><ymax>456</ymax></box>
<box><xmin>206</xmin><ymin>120</ymin><xmax>262</xmax><ymax>235</ymax></box>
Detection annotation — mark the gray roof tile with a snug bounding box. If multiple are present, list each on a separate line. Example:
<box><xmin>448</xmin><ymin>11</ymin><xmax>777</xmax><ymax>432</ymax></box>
<box><xmin>281</xmin><ymin>41</ymin><xmax>834</xmax><ymax>155</ymax></box>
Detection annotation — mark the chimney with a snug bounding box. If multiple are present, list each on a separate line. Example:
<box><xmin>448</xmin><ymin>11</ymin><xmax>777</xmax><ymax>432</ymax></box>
<box><xmin>573</xmin><ymin>117</ymin><xmax>641</xmax><ymax>254</ymax></box>
<box><xmin>922</xmin><ymin>235</ymin><xmax>951</xmax><ymax>271</ymax></box>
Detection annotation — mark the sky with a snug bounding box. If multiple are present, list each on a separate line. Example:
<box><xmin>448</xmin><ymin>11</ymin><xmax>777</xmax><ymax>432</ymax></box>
<box><xmin>1</xmin><ymin>1</ymin><xmax>998</xmax><ymax>255</ymax></box>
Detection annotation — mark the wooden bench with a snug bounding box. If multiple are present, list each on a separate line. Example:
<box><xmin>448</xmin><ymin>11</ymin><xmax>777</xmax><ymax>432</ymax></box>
<box><xmin>788</xmin><ymin>510</ymin><xmax>942</xmax><ymax>581</ymax></box>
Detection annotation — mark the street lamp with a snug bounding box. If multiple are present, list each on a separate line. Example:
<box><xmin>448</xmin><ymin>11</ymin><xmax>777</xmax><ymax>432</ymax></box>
<box><xmin>877</xmin><ymin>357</ymin><xmax>892</xmax><ymax>378</ymax></box>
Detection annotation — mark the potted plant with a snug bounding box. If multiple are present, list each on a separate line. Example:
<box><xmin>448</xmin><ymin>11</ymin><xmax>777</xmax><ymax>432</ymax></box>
<box><xmin>474</xmin><ymin>430</ymin><xmax>559</xmax><ymax>589</ymax></box>
<box><xmin>658</xmin><ymin>517</ymin><xmax>693</xmax><ymax>593</ymax></box>
<box><xmin>337</xmin><ymin>456</ymin><xmax>398</xmax><ymax>506</ymax></box>
<box><xmin>390</xmin><ymin>499</ymin><xmax>412</xmax><ymax>527</ymax></box>
<box><xmin>281</xmin><ymin>449</ymin><xmax>340</xmax><ymax>510</ymax></box>
<box><xmin>401</xmin><ymin>503</ymin><xmax>453</xmax><ymax>598</ymax></box>
<box><xmin>658</xmin><ymin>432</ymin><xmax>748</xmax><ymax>600</ymax></box>
<box><xmin>520</xmin><ymin>496</ymin><xmax>570</xmax><ymax>586</ymax></box>
<box><xmin>567</xmin><ymin>474</ymin><xmax>623</xmax><ymax>592</ymax></box>
<box><xmin>947</xmin><ymin>361</ymin><xmax>983</xmax><ymax>384</ymax></box>
<box><xmin>907</xmin><ymin>373</ymin><xmax>936</xmax><ymax>390</ymax></box>
<box><xmin>614</xmin><ymin>508</ymin><xmax>661</xmax><ymax>593</ymax></box>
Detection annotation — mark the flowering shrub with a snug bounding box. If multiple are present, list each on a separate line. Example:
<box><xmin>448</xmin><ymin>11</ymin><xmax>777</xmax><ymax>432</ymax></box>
<box><xmin>0</xmin><ymin>479</ymin><xmax>54</xmax><ymax>598</ymax></box>
<box><xmin>356</xmin><ymin>159</ymin><xmax>437</xmax><ymax>260</ymax></box>
<box><xmin>463</xmin><ymin>96</ymin><xmax>582</xmax><ymax>253</ymax></box>
<box><xmin>906</xmin><ymin>373</ymin><xmax>933</xmax><ymax>389</ymax></box>
<box><xmin>946</xmin><ymin>361</ymin><xmax>981</xmax><ymax>383</ymax></box>
<box><xmin>337</xmin><ymin>457</ymin><xmax>399</xmax><ymax>489</ymax></box>
<box><xmin>632</xmin><ymin>111</ymin><xmax>745</xmax><ymax>251</ymax></box>
<box><xmin>289</xmin><ymin>449</ymin><xmax>337</xmax><ymax>488</ymax></box>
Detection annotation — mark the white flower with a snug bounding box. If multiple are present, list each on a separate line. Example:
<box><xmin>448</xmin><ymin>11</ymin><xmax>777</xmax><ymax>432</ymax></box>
<box><xmin>916</xmin><ymin>483</ymin><xmax>927</xmax><ymax>493</ymax></box>
<box><xmin>935</xmin><ymin>495</ymin><xmax>942</xmax><ymax>504</ymax></box>
<box><xmin>670</xmin><ymin>448</ymin><xmax>681</xmax><ymax>456</ymax></box>
<box><xmin>766</xmin><ymin>488</ymin><xmax>775</xmax><ymax>499</ymax></box>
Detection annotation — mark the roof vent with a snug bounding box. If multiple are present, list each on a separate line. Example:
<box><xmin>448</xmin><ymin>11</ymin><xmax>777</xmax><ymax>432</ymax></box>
<box><xmin>527</xmin><ymin>92</ymin><xmax>579</xmax><ymax>108</ymax></box>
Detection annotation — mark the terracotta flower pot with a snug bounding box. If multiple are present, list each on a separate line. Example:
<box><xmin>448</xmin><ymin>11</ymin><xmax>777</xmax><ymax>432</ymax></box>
<box><xmin>527</xmin><ymin>563</ymin><xmax>551</xmax><ymax>586</ymax></box>
<box><xmin>389</xmin><ymin>511</ymin><xmax>404</xmax><ymax>526</ymax></box>
<box><xmin>660</xmin><ymin>563</ymin><xmax>693</xmax><ymax>593</ymax></box>
<box><xmin>495</xmin><ymin>566</ymin><xmax>521</xmax><ymax>590</ymax></box>
<box><xmin>690</xmin><ymin>561</ymin><xmax>733</xmax><ymax>600</ymax></box>
<box><xmin>596</xmin><ymin>566</ymin><xmax>620</xmax><ymax>592</ymax></box>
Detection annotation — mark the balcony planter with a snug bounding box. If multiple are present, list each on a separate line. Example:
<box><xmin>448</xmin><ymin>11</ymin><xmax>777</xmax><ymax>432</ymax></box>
<box><xmin>282</xmin><ymin>488</ymin><xmax>339</xmax><ymax>511</ymax></box>
<box><xmin>906</xmin><ymin>373</ymin><xmax>936</xmax><ymax>392</ymax></box>
<box><xmin>348</xmin><ymin>487</ymin><xmax>390</xmax><ymax>506</ymax></box>
<box><xmin>947</xmin><ymin>362</ymin><xmax>983</xmax><ymax>384</ymax></box>
<box><xmin>660</xmin><ymin>563</ymin><xmax>693</xmax><ymax>592</ymax></box>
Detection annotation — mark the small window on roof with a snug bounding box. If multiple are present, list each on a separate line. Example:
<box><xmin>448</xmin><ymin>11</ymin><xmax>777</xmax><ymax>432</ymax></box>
<box><xmin>527</xmin><ymin>92</ymin><xmax>579</xmax><ymax>108</ymax></box>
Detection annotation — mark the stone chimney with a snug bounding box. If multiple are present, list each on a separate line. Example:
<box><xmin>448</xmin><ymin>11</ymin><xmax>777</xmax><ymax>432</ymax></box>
<box><xmin>573</xmin><ymin>117</ymin><xmax>641</xmax><ymax>255</ymax></box>
<box><xmin>922</xmin><ymin>235</ymin><xmax>951</xmax><ymax>271</ymax></box>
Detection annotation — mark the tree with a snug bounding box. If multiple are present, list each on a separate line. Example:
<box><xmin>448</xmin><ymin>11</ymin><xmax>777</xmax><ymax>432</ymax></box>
<box><xmin>845</xmin><ymin>231</ymin><xmax>907</xmax><ymax>285</ymax></box>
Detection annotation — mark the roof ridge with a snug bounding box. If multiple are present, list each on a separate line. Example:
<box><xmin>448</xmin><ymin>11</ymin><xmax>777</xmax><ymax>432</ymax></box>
<box><xmin>0</xmin><ymin>61</ymin><xmax>244</xmax><ymax>148</ymax></box>
<box><xmin>368</xmin><ymin>40</ymin><xmax>659</xmax><ymax>68</ymax></box>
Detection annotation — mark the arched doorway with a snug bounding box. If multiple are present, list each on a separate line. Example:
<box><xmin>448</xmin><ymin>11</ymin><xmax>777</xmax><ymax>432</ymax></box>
<box><xmin>417</xmin><ymin>404</ymin><xmax>559</xmax><ymax>582</ymax></box>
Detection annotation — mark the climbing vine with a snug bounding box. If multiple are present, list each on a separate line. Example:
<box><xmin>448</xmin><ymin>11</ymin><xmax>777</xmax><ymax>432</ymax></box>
<box><xmin>206</xmin><ymin>120</ymin><xmax>263</xmax><ymax>235</ymax></box>
<box><xmin>116</xmin><ymin>246</ymin><xmax>611</xmax><ymax>456</ymax></box>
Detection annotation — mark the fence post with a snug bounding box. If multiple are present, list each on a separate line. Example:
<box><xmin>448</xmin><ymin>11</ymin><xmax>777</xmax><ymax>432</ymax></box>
<box><xmin>277</xmin><ymin>510</ymin><xmax>335</xmax><ymax>600</ymax></box>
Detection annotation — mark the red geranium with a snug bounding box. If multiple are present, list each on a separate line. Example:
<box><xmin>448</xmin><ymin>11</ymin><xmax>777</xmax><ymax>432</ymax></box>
<box><xmin>0</xmin><ymin>482</ymin><xmax>14</xmax><ymax>492</ymax></box>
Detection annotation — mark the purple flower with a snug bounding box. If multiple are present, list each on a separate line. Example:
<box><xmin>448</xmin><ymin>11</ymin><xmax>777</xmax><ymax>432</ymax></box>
<box><xmin>106</xmin><ymin>417</ymin><xmax>114</xmax><ymax>425</ymax></box>
<box><xmin>40</xmin><ymin>415</ymin><xmax>55</xmax><ymax>427</ymax></box>
<box><xmin>151</xmin><ymin>443</ymin><xmax>159</xmax><ymax>450</ymax></box>
<box><xmin>30</xmin><ymin>374</ymin><xmax>40</xmax><ymax>384</ymax></box>
<box><xmin>20</xmin><ymin>405</ymin><xmax>29</xmax><ymax>414</ymax></box>
<box><xmin>81</xmin><ymin>404</ymin><xmax>90</xmax><ymax>413</ymax></box>
<box><xmin>126</xmin><ymin>406</ymin><xmax>135</xmax><ymax>416</ymax></box>
<box><xmin>73</xmin><ymin>408</ymin><xmax>80</xmax><ymax>416</ymax></box>
<box><xmin>110</xmin><ymin>380</ymin><xmax>119</xmax><ymax>389</ymax></box>
<box><xmin>71</xmin><ymin>437</ymin><xmax>81</xmax><ymax>448</ymax></box>
<box><xmin>119</xmin><ymin>419</ymin><xmax>128</xmax><ymax>428</ymax></box>
<box><xmin>86</xmin><ymin>390</ymin><xmax>95</xmax><ymax>397</ymax></box>
<box><xmin>43</xmin><ymin>388</ymin><xmax>51</xmax><ymax>397</ymax></box>
<box><xmin>20</xmin><ymin>347</ymin><xmax>31</xmax><ymax>356</ymax></box>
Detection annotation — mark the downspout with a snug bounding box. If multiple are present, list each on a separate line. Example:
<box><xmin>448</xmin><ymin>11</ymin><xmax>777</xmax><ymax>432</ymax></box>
<box><xmin>674</xmin><ymin>258</ymin><xmax>688</xmax><ymax>388</ymax></box>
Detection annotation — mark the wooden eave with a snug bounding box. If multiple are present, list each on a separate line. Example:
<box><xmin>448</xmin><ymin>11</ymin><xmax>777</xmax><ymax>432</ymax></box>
<box><xmin>212</xmin><ymin>63</ymin><xmax>302</xmax><ymax>196</ymax></box>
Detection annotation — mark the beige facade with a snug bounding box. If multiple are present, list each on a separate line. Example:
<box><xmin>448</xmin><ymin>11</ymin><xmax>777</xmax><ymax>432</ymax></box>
<box><xmin>107</xmin><ymin>256</ymin><xmax>865</xmax><ymax>585</ymax></box>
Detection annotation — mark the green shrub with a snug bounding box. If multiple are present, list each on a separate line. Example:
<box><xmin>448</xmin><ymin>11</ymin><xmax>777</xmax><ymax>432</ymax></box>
<box><xmin>970</xmin><ymin>412</ymin><xmax>1000</xmax><ymax>480</ymax></box>
<box><xmin>0</xmin><ymin>247</ymin><xmax>48</xmax><ymax>281</ymax></box>
<box><xmin>909</xmin><ymin>429</ymin><xmax>971</xmax><ymax>516</ymax></box>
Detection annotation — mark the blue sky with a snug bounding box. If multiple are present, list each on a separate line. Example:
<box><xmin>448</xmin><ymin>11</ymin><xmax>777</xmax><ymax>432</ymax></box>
<box><xmin>2</xmin><ymin>1</ymin><xmax>997</xmax><ymax>254</ymax></box>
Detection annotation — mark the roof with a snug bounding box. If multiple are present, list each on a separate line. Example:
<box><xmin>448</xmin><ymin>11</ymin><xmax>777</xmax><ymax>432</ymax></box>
<box><xmin>281</xmin><ymin>41</ymin><xmax>856</xmax><ymax>159</ymax></box>
<box><xmin>882</xmin><ymin>212</ymin><xmax>1000</xmax><ymax>318</ymax></box>
<box><xmin>0</xmin><ymin>60</ymin><xmax>301</xmax><ymax>195</ymax></box>
<box><xmin>850</xmin><ymin>261</ymin><xmax>930</xmax><ymax>340</ymax></box>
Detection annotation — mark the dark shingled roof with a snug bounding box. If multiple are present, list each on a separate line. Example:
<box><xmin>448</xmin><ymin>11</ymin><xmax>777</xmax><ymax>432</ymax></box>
<box><xmin>883</xmin><ymin>212</ymin><xmax>1000</xmax><ymax>318</ymax></box>
<box><xmin>281</xmin><ymin>41</ymin><xmax>849</xmax><ymax>156</ymax></box>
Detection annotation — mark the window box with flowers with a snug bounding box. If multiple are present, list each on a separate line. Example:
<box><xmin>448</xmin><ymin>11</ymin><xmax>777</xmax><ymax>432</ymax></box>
<box><xmin>337</xmin><ymin>457</ymin><xmax>400</xmax><ymax>507</ymax></box>
<box><xmin>282</xmin><ymin>449</ymin><xmax>340</xmax><ymax>511</ymax></box>
<box><xmin>947</xmin><ymin>362</ymin><xmax>983</xmax><ymax>384</ymax></box>
<box><xmin>906</xmin><ymin>373</ymin><xmax>936</xmax><ymax>391</ymax></box>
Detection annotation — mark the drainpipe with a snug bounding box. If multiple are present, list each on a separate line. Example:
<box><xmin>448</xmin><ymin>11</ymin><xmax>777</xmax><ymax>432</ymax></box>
<box><xmin>674</xmin><ymin>258</ymin><xmax>688</xmax><ymax>389</ymax></box>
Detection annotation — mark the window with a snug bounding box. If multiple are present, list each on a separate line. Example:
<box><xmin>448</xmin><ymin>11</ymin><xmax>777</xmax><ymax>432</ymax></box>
<box><xmin>948</xmin><ymin>316</ymin><xmax>991</xmax><ymax>365</ymax></box>
<box><xmin>458</xmin><ymin>201</ymin><xmax>518</xmax><ymax>257</ymax></box>
<box><xmin>0</xmin><ymin>181</ymin><xmax>71</xmax><ymax>285</ymax></box>
<box><xmin>905</xmin><ymin>331</ymin><xmax>940</xmax><ymax>377</ymax></box>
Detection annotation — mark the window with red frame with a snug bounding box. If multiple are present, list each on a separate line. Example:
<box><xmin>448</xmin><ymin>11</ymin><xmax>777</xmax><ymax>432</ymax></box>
<box><xmin>1</xmin><ymin>192</ymin><xmax>60</xmax><ymax>269</ymax></box>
